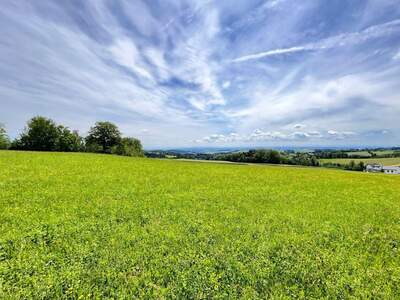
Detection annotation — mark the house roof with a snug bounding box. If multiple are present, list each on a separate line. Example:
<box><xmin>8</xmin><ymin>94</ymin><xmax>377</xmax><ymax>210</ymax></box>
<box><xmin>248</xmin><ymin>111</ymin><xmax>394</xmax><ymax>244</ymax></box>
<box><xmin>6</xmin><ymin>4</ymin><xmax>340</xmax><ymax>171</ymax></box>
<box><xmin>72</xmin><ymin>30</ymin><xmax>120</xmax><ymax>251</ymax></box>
<box><xmin>383</xmin><ymin>166</ymin><xmax>400</xmax><ymax>170</ymax></box>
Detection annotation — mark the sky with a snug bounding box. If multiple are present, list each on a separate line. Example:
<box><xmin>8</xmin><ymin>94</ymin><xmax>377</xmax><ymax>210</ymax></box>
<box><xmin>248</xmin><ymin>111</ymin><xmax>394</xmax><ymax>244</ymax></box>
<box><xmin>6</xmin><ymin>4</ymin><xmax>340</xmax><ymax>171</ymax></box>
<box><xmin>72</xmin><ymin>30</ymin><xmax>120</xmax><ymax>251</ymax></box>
<box><xmin>0</xmin><ymin>0</ymin><xmax>399</xmax><ymax>149</ymax></box>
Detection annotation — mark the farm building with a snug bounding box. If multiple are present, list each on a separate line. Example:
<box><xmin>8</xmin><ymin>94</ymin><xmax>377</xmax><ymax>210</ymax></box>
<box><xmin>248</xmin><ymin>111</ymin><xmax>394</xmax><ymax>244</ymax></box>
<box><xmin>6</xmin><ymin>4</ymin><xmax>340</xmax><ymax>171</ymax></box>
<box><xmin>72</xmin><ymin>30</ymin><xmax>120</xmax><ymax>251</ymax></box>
<box><xmin>383</xmin><ymin>166</ymin><xmax>400</xmax><ymax>175</ymax></box>
<box><xmin>365</xmin><ymin>164</ymin><xmax>383</xmax><ymax>173</ymax></box>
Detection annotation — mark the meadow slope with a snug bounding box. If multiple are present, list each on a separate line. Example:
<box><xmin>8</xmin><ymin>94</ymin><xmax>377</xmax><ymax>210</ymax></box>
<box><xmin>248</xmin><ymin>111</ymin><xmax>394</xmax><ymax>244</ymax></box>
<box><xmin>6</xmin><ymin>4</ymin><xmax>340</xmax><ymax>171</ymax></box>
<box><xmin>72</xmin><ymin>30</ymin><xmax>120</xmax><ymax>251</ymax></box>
<box><xmin>1</xmin><ymin>151</ymin><xmax>400</xmax><ymax>299</ymax></box>
<box><xmin>320</xmin><ymin>157</ymin><xmax>400</xmax><ymax>166</ymax></box>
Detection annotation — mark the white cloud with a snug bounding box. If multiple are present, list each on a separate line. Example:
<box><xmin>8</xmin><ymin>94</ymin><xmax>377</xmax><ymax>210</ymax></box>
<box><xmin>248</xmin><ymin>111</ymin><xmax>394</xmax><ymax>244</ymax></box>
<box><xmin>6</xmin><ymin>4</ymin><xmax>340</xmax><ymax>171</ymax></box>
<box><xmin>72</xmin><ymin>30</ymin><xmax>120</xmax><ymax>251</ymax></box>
<box><xmin>327</xmin><ymin>130</ymin><xmax>357</xmax><ymax>139</ymax></box>
<box><xmin>195</xmin><ymin>128</ymin><xmax>355</xmax><ymax>144</ymax></box>
<box><xmin>109</xmin><ymin>39</ymin><xmax>154</xmax><ymax>81</ymax></box>
<box><xmin>1</xmin><ymin>1</ymin><xmax>399</xmax><ymax>148</ymax></box>
<box><xmin>393</xmin><ymin>50</ymin><xmax>400</xmax><ymax>60</ymax></box>
<box><xmin>233</xmin><ymin>69</ymin><xmax>400</xmax><ymax>135</ymax></box>
<box><xmin>232</xmin><ymin>19</ymin><xmax>400</xmax><ymax>62</ymax></box>
<box><xmin>232</xmin><ymin>46</ymin><xmax>307</xmax><ymax>62</ymax></box>
<box><xmin>222</xmin><ymin>81</ymin><xmax>231</xmax><ymax>89</ymax></box>
<box><xmin>294</xmin><ymin>124</ymin><xmax>306</xmax><ymax>129</ymax></box>
<box><xmin>264</xmin><ymin>0</ymin><xmax>286</xmax><ymax>9</ymax></box>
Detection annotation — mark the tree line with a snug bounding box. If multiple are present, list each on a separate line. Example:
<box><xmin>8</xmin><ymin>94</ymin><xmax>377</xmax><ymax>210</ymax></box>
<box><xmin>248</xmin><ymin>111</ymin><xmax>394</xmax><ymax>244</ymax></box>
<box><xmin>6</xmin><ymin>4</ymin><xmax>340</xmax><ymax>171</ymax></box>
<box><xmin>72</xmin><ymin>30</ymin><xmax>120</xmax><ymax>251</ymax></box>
<box><xmin>0</xmin><ymin>116</ymin><xmax>143</xmax><ymax>157</ymax></box>
<box><xmin>147</xmin><ymin>149</ymin><xmax>320</xmax><ymax>167</ymax></box>
<box><xmin>146</xmin><ymin>149</ymin><xmax>373</xmax><ymax>171</ymax></box>
<box><xmin>314</xmin><ymin>149</ymin><xmax>400</xmax><ymax>159</ymax></box>
<box><xmin>213</xmin><ymin>150</ymin><xmax>320</xmax><ymax>166</ymax></box>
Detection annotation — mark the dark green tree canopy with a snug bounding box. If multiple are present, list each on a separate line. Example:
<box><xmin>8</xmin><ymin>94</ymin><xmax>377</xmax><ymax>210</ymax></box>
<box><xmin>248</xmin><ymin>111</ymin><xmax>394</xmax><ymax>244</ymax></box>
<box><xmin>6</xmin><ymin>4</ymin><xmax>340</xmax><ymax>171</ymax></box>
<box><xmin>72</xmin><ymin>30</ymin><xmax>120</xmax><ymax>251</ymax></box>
<box><xmin>85</xmin><ymin>121</ymin><xmax>121</xmax><ymax>153</ymax></box>
<box><xmin>56</xmin><ymin>126</ymin><xmax>84</xmax><ymax>152</ymax></box>
<box><xmin>16</xmin><ymin>116</ymin><xmax>60</xmax><ymax>151</ymax></box>
<box><xmin>112</xmin><ymin>137</ymin><xmax>144</xmax><ymax>157</ymax></box>
<box><xmin>11</xmin><ymin>116</ymin><xmax>83</xmax><ymax>152</ymax></box>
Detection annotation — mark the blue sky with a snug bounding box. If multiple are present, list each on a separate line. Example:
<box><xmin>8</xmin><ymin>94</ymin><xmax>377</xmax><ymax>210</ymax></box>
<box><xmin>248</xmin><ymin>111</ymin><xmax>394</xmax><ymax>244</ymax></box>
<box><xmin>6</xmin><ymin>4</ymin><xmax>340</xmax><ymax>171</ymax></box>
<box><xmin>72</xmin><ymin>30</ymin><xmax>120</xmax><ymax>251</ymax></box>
<box><xmin>1</xmin><ymin>0</ymin><xmax>399</xmax><ymax>148</ymax></box>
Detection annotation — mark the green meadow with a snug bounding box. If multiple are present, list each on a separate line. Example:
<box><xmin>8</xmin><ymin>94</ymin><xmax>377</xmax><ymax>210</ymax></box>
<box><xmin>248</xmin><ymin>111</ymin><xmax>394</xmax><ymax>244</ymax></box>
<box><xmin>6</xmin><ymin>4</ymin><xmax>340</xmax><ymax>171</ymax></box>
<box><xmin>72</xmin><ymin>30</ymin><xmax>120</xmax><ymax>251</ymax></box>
<box><xmin>320</xmin><ymin>157</ymin><xmax>400</xmax><ymax>166</ymax></box>
<box><xmin>1</xmin><ymin>151</ymin><xmax>400</xmax><ymax>299</ymax></box>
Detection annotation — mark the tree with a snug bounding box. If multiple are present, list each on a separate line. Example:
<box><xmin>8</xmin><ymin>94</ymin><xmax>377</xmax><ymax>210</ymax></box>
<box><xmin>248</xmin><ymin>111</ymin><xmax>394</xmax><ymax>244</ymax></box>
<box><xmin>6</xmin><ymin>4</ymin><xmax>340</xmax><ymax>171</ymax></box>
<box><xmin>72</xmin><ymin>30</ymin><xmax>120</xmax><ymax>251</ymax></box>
<box><xmin>85</xmin><ymin>121</ymin><xmax>121</xmax><ymax>153</ymax></box>
<box><xmin>254</xmin><ymin>149</ymin><xmax>282</xmax><ymax>164</ymax></box>
<box><xmin>0</xmin><ymin>123</ymin><xmax>10</xmax><ymax>149</ymax></box>
<box><xmin>13</xmin><ymin>116</ymin><xmax>59</xmax><ymax>151</ymax></box>
<box><xmin>56</xmin><ymin>126</ymin><xmax>83</xmax><ymax>152</ymax></box>
<box><xmin>112</xmin><ymin>137</ymin><xmax>144</xmax><ymax>157</ymax></box>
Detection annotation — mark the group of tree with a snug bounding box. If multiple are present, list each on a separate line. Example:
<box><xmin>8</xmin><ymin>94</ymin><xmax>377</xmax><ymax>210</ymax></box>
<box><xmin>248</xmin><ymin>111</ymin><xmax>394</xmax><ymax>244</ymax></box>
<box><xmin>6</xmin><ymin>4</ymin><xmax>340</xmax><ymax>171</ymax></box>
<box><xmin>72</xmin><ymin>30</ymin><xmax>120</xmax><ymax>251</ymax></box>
<box><xmin>0</xmin><ymin>116</ymin><xmax>143</xmax><ymax>157</ymax></box>
<box><xmin>213</xmin><ymin>150</ymin><xmax>320</xmax><ymax>167</ymax></box>
<box><xmin>314</xmin><ymin>150</ymin><xmax>371</xmax><ymax>159</ymax></box>
<box><xmin>147</xmin><ymin>149</ymin><xmax>320</xmax><ymax>167</ymax></box>
<box><xmin>315</xmin><ymin>148</ymin><xmax>400</xmax><ymax>159</ymax></box>
<box><xmin>321</xmin><ymin>161</ymin><xmax>365</xmax><ymax>172</ymax></box>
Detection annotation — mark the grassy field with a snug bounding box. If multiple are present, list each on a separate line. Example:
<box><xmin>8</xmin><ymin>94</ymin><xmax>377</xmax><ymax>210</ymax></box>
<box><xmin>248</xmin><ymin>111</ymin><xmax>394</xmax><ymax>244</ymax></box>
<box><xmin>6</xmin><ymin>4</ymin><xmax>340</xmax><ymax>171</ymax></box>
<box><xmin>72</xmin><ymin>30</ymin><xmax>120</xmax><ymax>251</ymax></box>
<box><xmin>346</xmin><ymin>151</ymin><xmax>372</xmax><ymax>157</ymax></box>
<box><xmin>320</xmin><ymin>157</ymin><xmax>400</xmax><ymax>166</ymax></box>
<box><xmin>1</xmin><ymin>151</ymin><xmax>400</xmax><ymax>299</ymax></box>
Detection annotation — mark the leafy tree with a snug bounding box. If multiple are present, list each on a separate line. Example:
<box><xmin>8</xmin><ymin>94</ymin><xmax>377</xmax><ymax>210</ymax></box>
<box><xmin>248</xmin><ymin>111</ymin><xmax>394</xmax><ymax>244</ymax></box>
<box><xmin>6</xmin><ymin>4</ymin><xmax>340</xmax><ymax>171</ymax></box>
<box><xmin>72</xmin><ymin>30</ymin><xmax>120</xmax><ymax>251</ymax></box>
<box><xmin>0</xmin><ymin>123</ymin><xmax>10</xmax><ymax>149</ymax></box>
<box><xmin>56</xmin><ymin>126</ymin><xmax>83</xmax><ymax>152</ymax></box>
<box><xmin>289</xmin><ymin>153</ymin><xmax>320</xmax><ymax>166</ymax></box>
<box><xmin>13</xmin><ymin>116</ymin><xmax>59</xmax><ymax>151</ymax></box>
<box><xmin>254</xmin><ymin>149</ymin><xmax>282</xmax><ymax>164</ymax></box>
<box><xmin>85</xmin><ymin>121</ymin><xmax>121</xmax><ymax>153</ymax></box>
<box><xmin>112</xmin><ymin>137</ymin><xmax>144</xmax><ymax>157</ymax></box>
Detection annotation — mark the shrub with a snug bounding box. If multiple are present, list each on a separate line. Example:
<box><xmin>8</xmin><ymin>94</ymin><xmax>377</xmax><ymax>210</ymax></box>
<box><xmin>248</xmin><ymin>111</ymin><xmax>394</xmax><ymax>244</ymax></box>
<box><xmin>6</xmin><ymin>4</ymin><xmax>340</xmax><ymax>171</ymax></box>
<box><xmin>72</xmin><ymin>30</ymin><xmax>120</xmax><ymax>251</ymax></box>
<box><xmin>112</xmin><ymin>137</ymin><xmax>144</xmax><ymax>157</ymax></box>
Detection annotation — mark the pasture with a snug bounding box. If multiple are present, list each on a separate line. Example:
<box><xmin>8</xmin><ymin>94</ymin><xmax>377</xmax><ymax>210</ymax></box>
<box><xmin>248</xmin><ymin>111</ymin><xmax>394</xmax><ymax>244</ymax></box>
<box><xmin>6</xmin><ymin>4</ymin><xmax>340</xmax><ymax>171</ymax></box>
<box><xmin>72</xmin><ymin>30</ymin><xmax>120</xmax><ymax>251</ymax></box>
<box><xmin>320</xmin><ymin>157</ymin><xmax>400</xmax><ymax>166</ymax></box>
<box><xmin>1</xmin><ymin>151</ymin><xmax>399</xmax><ymax>298</ymax></box>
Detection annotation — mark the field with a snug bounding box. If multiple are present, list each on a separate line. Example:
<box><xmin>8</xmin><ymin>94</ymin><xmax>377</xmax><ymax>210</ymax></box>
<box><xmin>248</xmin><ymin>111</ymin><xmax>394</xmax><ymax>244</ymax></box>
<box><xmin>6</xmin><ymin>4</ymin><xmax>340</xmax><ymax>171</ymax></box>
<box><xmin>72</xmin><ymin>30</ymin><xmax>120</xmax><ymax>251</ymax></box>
<box><xmin>320</xmin><ymin>157</ymin><xmax>400</xmax><ymax>166</ymax></box>
<box><xmin>1</xmin><ymin>151</ymin><xmax>400</xmax><ymax>299</ymax></box>
<box><xmin>346</xmin><ymin>151</ymin><xmax>372</xmax><ymax>157</ymax></box>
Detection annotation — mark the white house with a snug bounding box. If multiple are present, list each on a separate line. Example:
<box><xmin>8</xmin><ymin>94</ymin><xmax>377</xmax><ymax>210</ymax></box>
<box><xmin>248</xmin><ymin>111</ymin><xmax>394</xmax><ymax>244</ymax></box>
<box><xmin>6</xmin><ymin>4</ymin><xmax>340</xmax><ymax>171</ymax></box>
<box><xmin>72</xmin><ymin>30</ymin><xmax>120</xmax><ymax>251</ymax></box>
<box><xmin>365</xmin><ymin>164</ymin><xmax>383</xmax><ymax>173</ymax></box>
<box><xmin>383</xmin><ymin>166</ymin><xmax>400</xmax><ymax>175</ymax></box>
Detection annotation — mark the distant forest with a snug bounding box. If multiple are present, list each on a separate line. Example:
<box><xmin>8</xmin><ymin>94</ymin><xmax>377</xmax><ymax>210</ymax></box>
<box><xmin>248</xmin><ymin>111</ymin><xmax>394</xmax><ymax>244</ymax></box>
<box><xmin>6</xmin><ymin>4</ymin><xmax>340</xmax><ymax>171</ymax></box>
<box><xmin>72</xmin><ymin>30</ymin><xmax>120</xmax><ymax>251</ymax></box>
<box><xmin>146</xmin><ymin>148</ymin><xmax>400</xmax><ymax>172</ymax></box>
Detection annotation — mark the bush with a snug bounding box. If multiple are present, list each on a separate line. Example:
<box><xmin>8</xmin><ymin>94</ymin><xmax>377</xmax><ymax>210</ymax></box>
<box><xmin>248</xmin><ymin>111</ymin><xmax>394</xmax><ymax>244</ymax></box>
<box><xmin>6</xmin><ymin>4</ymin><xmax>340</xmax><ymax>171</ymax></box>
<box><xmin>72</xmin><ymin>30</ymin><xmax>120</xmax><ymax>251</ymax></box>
<box><xmin>112</xmin><ymin>137</ymin><xmax>144</xmax><ymax>157</ymax></box>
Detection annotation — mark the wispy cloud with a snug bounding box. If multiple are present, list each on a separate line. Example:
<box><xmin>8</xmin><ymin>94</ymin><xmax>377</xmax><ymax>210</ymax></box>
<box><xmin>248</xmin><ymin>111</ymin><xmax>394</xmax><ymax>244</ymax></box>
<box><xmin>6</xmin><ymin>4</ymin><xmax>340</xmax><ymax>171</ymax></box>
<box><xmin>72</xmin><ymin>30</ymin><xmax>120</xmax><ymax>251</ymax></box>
<box><xmin>394</xmin><ymin>50</ymin><xmax>400</xmax><ymax>60</ymax></box>
<box><xmin>0</xmin><ymin>0</ymin><xmax>399</xmax><ymax>147</ymax></box>
<box><xmin>232</xmin><ymin>19</ymin><xmax>400</xmax><ymax>62</ymax></box>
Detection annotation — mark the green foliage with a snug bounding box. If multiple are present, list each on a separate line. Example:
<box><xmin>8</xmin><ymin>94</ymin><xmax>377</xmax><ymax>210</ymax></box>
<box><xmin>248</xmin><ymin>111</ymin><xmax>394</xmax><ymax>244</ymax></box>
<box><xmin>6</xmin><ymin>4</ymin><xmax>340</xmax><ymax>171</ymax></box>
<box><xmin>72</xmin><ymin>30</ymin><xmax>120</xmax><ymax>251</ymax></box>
<box><xmin>323</xmin><ymin>160</ymin><xmax>365</xmax><ymax>171</ymax></box>
<box><xmin>253</xmin><ymin>149</ymin><xmax>281</xmax><ymax>163</ymax></box>
<box><xmin>10</xmin><ymin>116</ymin><xmax>83</xmax><ymax>152</ymax></box>
<box><xmin>289</xmin><ymin>152</ymin><xmax>320</xmax><ymax>166</ymax></box>
<box><xmin>85</xmin><ymin>121</ymin><xmax>121</xmax><ymax>153</ymax></box>
<box><xmin>111</xmin><ymin>137</ymin><xmax>144</xmax><ymax>157</ymax></box>
<box><xmin>56</xmin><ymin>126</ymin><xmax>84</xmax><ymax>152</ymax></box>
<box><xmin>212</xmin><ymin>150</ymin><xmax>320</xmax><ymax>167</ymax></box>
<box><xmin>0</xmin><ymin>124</ymin><xmax>10</xmax><ymax>149</ymax></box>
<box><xmin>12</xmin><ymin>116</ymin><xmax>60</xmax><ymax>151</ymax></box>
<box><xmin>214</xmin><ymin>149</ymin><xmax>284</xmax><ymax>164</ymax></box>
<box><xmin>9</xmin><ymin>117</ymin><xmax>144</xmax><ymax>158</ymax></box>
<box><xmin>1</xmin><ymin>151</ymin><xmax>400</xmax><ymax>298</ymax></box>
